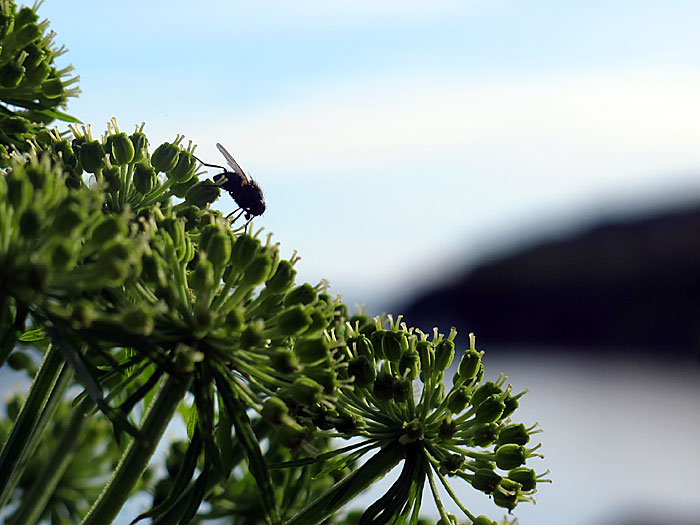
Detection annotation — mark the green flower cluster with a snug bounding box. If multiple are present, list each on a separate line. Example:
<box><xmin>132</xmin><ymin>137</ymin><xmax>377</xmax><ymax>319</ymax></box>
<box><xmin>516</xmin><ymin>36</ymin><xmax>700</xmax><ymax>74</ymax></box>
<box><xmin>265</xmin><ymin>316</ymin><xmax>550</xmax><ymax>525</ymax></box>
<box><xmin>0</xmin><ymin>0</ymin><xmax>80</xmax><ymax>156</ymax></box>
<box><xmin>0</xmin><ymin>3</ymin><xmax>549</xmax><ymax>524</ymax></box>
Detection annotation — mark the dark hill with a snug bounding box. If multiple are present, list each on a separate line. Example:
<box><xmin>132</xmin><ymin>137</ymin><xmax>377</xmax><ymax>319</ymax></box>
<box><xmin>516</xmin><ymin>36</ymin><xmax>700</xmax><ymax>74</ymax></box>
<box><xmin>401</xmin><ymin>203</ymin><xmax>700</xmax><ymax>357</ymax></box>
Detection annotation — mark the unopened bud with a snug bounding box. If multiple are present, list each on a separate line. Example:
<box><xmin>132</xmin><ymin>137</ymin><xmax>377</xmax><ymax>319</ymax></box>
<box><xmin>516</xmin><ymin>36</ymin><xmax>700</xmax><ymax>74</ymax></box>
<box><xmin>151</xmin><ymin>142</ymin><xmax>179</xmax><ymax>173</ymax></box>
<box><xmin>294</xmin><ymin>337</ymin><xmax>329</xmax><ymax>364</ymax></box>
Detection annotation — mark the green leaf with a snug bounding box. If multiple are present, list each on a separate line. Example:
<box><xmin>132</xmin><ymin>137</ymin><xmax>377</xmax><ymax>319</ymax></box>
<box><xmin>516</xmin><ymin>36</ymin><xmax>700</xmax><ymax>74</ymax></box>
<box><xmin>214</xmin><ymin>370</ymin><xmax>281</xmax><ymax>525</ymax></box>
<box><xmin>269</xmin><ymin>440</ymin><xmax>379</xmax><ymax>470</ymax></box>
<box><xmin>285</xmin><ymin>443</ymin><xmax>406</xmax><ymax>525</ymax></box>
<box><xmin>186</xmin><ymin>403</ymin><xmax>198</xmax><ymax>441</ymax></box>
<box><xmin>18</xmin><ymin>327</ymin><xmax>46</xmax><ymax>341</ymax></box>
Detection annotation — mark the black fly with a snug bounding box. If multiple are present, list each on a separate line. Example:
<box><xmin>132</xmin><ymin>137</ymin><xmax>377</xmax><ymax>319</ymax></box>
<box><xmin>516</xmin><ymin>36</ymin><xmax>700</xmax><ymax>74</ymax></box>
<box><xmin>195</xmin><ymin>143</ymin><xmax>266</xmax><ymax>223</ymax></box>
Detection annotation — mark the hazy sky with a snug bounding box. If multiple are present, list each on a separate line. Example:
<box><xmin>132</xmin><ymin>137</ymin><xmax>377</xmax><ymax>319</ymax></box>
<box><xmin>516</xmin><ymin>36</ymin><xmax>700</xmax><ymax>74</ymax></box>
<box><xmin>40</xmin><ymin>0</ymin><xmax>700</xmax><ymax>311</ymax></box>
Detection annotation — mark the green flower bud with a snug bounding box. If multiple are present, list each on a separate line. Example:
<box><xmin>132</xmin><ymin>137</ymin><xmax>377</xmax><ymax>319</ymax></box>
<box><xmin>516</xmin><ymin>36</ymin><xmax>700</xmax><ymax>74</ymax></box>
<box><xmin>289</xmin><ymin>377</ymin><xmax>323</xmax><ymax>406</ymax></box>
<box><xmin>22</xmin><ymin>43</ymin><xmax>43</xmax><ymax>69</ymax></box>
<box><xmin>416</xmin><ymin>340</ymin><xmax>433</xmax><ymax>375</ymax></box>
<box><xmin>471</xmin><ymin>468</ymin><xmax>501</xmax><ymax>493</ymax></box>
<box><xmin>261</xmin><ymin>397</ymin><xmax>289</xmax><ymax>425</ymax></box>
<box><xmin>41</xmin><ymin>75</ymin><xmax>66</xmax><ymax>100</ymax></box>
<box><xmin>242</xmin><ymin>253</ymin><xmax>273</xmax><ymax>286</ymax></box>
<box><xmin>305</xmin><ymin>367</ymin><xmax>337</xmax><ymax>394</ymax></box>
<box><xmin>171</xmin><ymin>177</ymin><xmax>198</xmax><ymax>199</ymax></box>
<box><xmin>24</xmin><ymin>60</ymin><xmax>49</xmax><ymax>85</ymax></box>
<box><xmin>90</xmin><ymin>217</ymin><xmax>128</xmax><ymax>246</ymax></box>
<box><xmin>497</xmin><ymin>423</ymin><xmax>530</xmax><ymax>446</ymax></box>
<box><xmin>174</xmin><ymin>344</ymin><xmax>204</xmax><ymax>373</ymax></box>
<box><xmin>121</xmin><ymin>306</ymin><xmax>155</xmax><ymax>336</ymax></box>
<box><xmin>508</xmin><ymin>467</ymin><xmax>536</xmax><ymax>492</ymax></box>
<box><xmin>472</xmin><ymin>516</ymin><xmax>496</xmax><ymax>525</ymax></box>
<box><xmin>438</xmin><ymin>417</ymin><xmax>457</xmax><ymax>438</ymax></box>
<box><xmin>202</xmin><ymin>230</ymin><xmax>231</xmax><ymax>268</ymax></box>
<box><xmin>399</xmin><ymin>349</ymin><xmax>420</xmax><ymax>380</ymax></box>
<box><xmin>111</xmin><ymin>132</ymin><xmax>135</xmax><ymax>165</ymax></box>
<box><xmin>284</xmin><ymin>283</ymin><xmax>317</xmax><ymax>307</ymax></box>
<box><xmin>0</xmin><ymin>61</ymin><xmax>25</xmax><ymax>88</ymax></box>
<box><xmin>311</xmin><ymin>408</ymin><xmax>336</xmax><ymax>431</ymax></box>
<box><xmin>225</xmin><ymin>307</ymin><xmax>244</xmax><ymax>332</ymax></box>
<box><xmin>334</xmin><ymin>414</ymin><xmax>360</xmax><ymax>434</ymax></box>
<box><xmin>133</xmin><ymin>161</ymin><xmax>157</xmax><ymax>194</ymax></box>
<box><xmin>434</xmin><ymin>339</ymin><xmax>455</xmax><ymax>371</ymax></box>
<box><xmin>493</xmin><ymin>478</ymin><xmax>520</xmax><ymax>510</ymax></box>
<box><xmin>275</xmin><ymin>306</ymin><xmax>312</xmax><ymax>337</ymax></box>
<box><xmin>370</xmin><ymin>330</ymin><xmax>387</xmax><ymax>360</ymax></box>
<box><xmin>439</xmin><ymin>453</ymin><xmax>465</xmax><ymax>475</ymax></box>
<box><xmin>49</xmin><ymin>241</ymin><xmax>76</xmax><ymax>272</ymax></box>
<box><xmin>400</xmin><ymin>419</ymin><xmax>424</xmax><ymax>443</ymax></box>
<box><xmin>381</xmin><ymin>331</ymin><xmax>407</xmax><ymax>363</ymax></box>
<box><xmin>265</xmin><ymin>259</ymin><xmax>296</xmax><ymax>294</ymax></box>
<box><xmin>502</xmin><ymin>393</ymin><xmax>519</xmax><ymax>419</ymax></box>
<box><xmin>230</xmin><ymin>234</ymin><xmax>260</xmax><ymax>269</ymax></box>
<box><xmin>373</xmin><ymin>371</ymin><xmax>394</xmax><ymax>401</ymax></box>
<box><xmin>15</xmin><ymin>7</ymin><xmax>38</xmax><ymax>27</ymax></box>
<box><xmin>240</xmin><ymin>321</ymin><xmax>264</xmax><ymax>349</ymax></box>
<box><xmin>347</xmin><ymin>355</ymin><xmax>376</xmax><ymax>388</ymax></box>
<box><xmin>167</xmin><ymin>150</ymin><xmax>196</xmax><ymax>183</ymax></box>
<box><xmin>270</xmin><ymin>348</ymin><xmax>300</xmax><ymax>373</ymax></box>
<box><xmin>151</xmin><ymin>142</ymin><xmax>179</xmax><ymax>173</ymax></box>
<box><xmin>79</xmin><ymin>140</ymin><xmax>105</xmax><ymax>174</ymax></box>
<box><xmin>95</xmin><ymin>241</ymin><xmax>134</xmax><ymax>285</ymax></box>
<box><xmin>429</xmin><ymin>383</ymin><xmax>445</xmax><ymax>406</ymax></box>
<box><xmin>349</xmin><ymin>334</ymin><xmax>374</xmax><ymax>361</ymax></box>
<box><xmin>302</xmin><ymin>309</ymin><xmax>332</xmax><ymax>337</ymax></box>
<box><xmin>185</xmin><ymin>181</ymin><xmax>219</xmax><ymax>208</ymax></box>
<box><xmin>129</xmin><ymin>131</ymin><xmax>148</xmax><ymax>161</ymax></box>
<box><xmin>470</xmin><ymin>422</ymin><xmax>499</xmax><ymax>447</ymax></box>
<box><xmin>294</xmin><ymin>337</ymin><xmax>329</xmax><ymax>364</ymax></box>
<box><xmin>475</xmin><ymin>394</ymin><xmax>506</xmax><ymax>424</ymax></box>
<box><xmin>52</xmin><ymin>139</ymin><xmax>77</xmax><ymax>168</ymax></box>
<box><xmin>471</xmin><ymin>382</ymin><xmax>502</xmax><ymax>409</ymax></box>
<box><xmin>10</xmin><ymin>23</ymin><xmax>40</xmax><ymax>51</ymax></box>
<box><xmin>102</xmin><ymin>166</ymin><xmax>121</xmax><ymax>191</ymax></box>
<box><xmin>457</xmin><ymin>349</ymin><xmax>481</xmax><ymax>381</ymax></box>
<box><xmin>495</xmin><ymin>444</ymin><xmax>526</xmax><ymax>471</ymax></box>
<box><xmin>392</xmin><ymin>376</ymin><xmax>412</xmax><ymax>402</ymax></box>
<box><xmin>446</xmin><ymin>386</ymin><xmax>470</xmax><ymax>414</ymax></box>
<box><xmin>190</xmin><ymin>258</ymin><xmax>214</xmax><ymax>292</ymax></box>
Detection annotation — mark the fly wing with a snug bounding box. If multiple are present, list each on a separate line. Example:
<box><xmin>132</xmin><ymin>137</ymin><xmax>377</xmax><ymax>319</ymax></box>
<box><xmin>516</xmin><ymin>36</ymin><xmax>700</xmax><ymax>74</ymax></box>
<box><xmin>216</xmin><ymin>143</ymin><xmax>249</xmax><ymax>183</ymax></box>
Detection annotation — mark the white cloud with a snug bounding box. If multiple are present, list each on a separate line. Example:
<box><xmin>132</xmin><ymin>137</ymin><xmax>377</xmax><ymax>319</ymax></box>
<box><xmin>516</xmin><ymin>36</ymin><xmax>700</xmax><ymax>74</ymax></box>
<box><xmin>191</xmin><ymin>68</ymin><xmax>700</xmax><ymax>186</ymax></box>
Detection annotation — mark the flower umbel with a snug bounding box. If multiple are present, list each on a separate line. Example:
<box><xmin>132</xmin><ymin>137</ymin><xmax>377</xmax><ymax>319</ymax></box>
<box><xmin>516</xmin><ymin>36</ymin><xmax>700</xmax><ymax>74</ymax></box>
<box><xmin>275</xmin><ymin>316</ymin><xmax>549</xmax><ymax>524</ymax></box>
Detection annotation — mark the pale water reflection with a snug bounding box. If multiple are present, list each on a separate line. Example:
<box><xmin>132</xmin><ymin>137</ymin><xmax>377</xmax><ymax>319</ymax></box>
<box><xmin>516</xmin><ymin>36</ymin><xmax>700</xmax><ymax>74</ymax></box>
<box><xmin>352</xmin><ymin>352</ymin><xmax>700</xmax><ymax>524</ymax></box>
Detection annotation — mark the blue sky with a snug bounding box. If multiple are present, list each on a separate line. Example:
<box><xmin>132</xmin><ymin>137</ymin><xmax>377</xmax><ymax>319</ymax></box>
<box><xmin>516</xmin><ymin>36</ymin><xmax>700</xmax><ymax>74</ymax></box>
<box><xmin>39</xmin><ymin>0</ymin><xmax>700</xmax><ymax>311</ymax></box>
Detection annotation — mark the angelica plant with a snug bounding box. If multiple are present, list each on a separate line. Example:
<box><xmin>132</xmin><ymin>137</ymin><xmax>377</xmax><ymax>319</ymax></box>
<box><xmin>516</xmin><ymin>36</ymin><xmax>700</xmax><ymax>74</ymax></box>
<box><xmin>0</xmin><ymin>2</ymin><xmax>548</xmax><ymax>524</ymax></box>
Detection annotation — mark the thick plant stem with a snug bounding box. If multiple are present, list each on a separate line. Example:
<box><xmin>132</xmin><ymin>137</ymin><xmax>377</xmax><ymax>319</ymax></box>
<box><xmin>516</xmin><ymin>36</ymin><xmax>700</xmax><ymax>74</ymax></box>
<box><xmin>9</xmin><ymin>396</ymin><xmax>95</xmax><ymax>525</ymax></box>
<box><xmin>0</xmin><ymin>343</ymin><xmax>68</xmax><ymax>508</ymax></box>
<box><xmin>81</xmin><ymin>374</ymin><xmax>192</xmax><ymax>525</ymax></box>
<box><xmin>285</xmin><ymin>443</ymin><xmax>406</xmax><ymax>525</ymax></box>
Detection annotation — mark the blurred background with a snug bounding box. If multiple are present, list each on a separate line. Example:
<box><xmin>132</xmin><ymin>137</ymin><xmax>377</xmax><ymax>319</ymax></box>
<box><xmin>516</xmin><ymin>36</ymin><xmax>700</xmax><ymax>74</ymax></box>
<box><xmin>34</xmin><ymin>0</ymin><xmax>700</xmax><ymax>522</ymax></box>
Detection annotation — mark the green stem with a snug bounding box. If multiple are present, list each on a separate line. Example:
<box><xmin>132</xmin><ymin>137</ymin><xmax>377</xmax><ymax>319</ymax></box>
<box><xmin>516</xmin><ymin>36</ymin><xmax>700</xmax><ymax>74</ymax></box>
<box><xmin>81</xmin><ymin>374</ymin><xmax>192</xmax><ymax>525</ymax></box>
<box><xmin>0</xmin><ymin>343</ymin><xmax>68</xmax><ymax>508</ymax></box>
<box><xmin>9</xmin><ymin>396</ymin><xmax>96</xmax><ymax>525</ymax></box>
<box><xmin>285</xmin><ymin>442</ymin><xmax>406</xmax><ymax>525</ymax></box>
